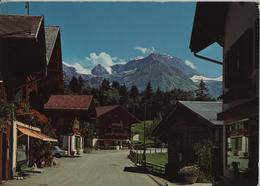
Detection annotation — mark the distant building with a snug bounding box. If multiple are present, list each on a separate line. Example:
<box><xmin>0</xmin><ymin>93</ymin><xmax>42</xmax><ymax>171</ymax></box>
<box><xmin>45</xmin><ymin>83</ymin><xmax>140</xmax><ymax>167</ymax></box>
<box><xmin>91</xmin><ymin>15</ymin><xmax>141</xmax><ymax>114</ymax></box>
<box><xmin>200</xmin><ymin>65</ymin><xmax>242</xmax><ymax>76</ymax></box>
<box><xmin>44</xmin><ymin>95</ymin><xmax>96</xmax><ymax>155</ymax></box>
<box><xmin>94</xmin><ymin>105</ymin><xmax>139</xmax><ymax>149</ymax></box>
<box><xmin>190</xmin><ymin>2</ymin><xmax>259</xmax><ymax>184</ymax></box>
<box><xmin>154</xmin><ymin>101</ymin><xmax>223</xmax><ymax>176</ymax></box>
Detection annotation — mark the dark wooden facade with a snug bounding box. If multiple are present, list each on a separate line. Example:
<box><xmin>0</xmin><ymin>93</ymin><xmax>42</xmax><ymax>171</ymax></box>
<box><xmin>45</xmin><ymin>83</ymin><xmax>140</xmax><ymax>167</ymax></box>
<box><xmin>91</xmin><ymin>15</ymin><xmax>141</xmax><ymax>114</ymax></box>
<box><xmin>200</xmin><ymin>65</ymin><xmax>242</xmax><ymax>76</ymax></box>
<box><xmin>0</xmin><ymin>15</ymin><xmax>47</xmax><ymax>101</ymax></box>
<box><xmin>0</xmin><ymin>81</ymin><xmax>6</xmax><ymax>101</ymax></box>
<box><xmin>0</xmin><ymin>14</ymin><xmax>48</xmax><ymax>182</ymax></box>
<box><xmin>190</xmin><ymin>2</ymin><xmax>259</xmax><ymax>183</ymax></box>
<box><xmin>38</xmin><ymin>26</ymin><xmax>64</xmax><ymax>106</ymax></box>
<box><xmin>0</xmin><ymin>14</ymin><xmax>64</xmax><ymax>181</ymax></box>
<box><xmin>154</xmin><ymin>101</ymin><xmax>223</xmax><ymax>177</ymax></box>
<box><xmin>0</xmin><ymin>125</ymin><xmax>11</xmax><ymax>182</ymax></box>
<box><xmin>95</xmin><ymin>105</ymin><xmax>139</xmax><ymax>148</ymax></box>
<box><xmin>44</xmin><ymin>95</ymin><xmax>96</xmax><ymax>154</ymax></box>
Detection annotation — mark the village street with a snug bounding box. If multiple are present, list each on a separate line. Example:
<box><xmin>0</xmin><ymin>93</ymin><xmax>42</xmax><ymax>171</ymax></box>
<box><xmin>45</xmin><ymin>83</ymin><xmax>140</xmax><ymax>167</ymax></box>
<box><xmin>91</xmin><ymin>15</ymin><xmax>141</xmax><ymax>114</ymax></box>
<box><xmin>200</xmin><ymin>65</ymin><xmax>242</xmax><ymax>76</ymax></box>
<box><xmin>4</xmin><ymin>150</ymin><xmax>158</xmax><ymax>186</ymax></box>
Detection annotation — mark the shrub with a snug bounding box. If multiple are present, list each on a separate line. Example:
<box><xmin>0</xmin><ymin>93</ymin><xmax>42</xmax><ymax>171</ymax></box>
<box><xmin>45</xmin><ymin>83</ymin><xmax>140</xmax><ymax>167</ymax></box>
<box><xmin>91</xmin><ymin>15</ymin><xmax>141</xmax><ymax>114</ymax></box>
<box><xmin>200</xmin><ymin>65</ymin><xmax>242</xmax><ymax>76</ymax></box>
<box><xmin>193</xmin><ymin>139</ymin><xmax>213</xmax><ymax>181</ymax></box>
<box><xmin>178</xmin><ymin>165</ymin><xmax>199</xmax><ymax>177</ymax></box>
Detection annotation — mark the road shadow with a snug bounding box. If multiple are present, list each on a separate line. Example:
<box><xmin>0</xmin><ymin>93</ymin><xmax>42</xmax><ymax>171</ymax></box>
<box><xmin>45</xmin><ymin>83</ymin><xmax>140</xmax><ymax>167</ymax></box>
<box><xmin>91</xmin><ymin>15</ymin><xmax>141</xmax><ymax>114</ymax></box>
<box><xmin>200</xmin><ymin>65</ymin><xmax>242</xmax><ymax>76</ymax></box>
<box><xmin>123</xmin><ymin>166</ymin><xmax>147</xmax><ymax>174</ymax></box>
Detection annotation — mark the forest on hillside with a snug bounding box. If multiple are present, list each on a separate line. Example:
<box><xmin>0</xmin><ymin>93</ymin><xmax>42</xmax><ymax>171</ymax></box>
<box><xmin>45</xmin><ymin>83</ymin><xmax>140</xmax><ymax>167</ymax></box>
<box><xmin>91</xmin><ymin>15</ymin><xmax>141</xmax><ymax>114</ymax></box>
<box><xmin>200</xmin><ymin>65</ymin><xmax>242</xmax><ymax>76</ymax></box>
<box><xmin>65</xmin><ymin>76</ymin><xmax>220</xmax><ymax>121</ymax></box>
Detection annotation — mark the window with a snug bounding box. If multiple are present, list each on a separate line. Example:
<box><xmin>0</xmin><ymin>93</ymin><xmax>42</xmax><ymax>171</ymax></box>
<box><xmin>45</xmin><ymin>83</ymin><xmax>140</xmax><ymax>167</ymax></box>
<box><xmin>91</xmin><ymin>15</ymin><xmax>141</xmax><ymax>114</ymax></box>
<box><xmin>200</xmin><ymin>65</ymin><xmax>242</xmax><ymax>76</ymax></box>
<box><xmin>226</xmin><ymin>121</ymin><xmax>249</xmax><ymax>171</ymax></box>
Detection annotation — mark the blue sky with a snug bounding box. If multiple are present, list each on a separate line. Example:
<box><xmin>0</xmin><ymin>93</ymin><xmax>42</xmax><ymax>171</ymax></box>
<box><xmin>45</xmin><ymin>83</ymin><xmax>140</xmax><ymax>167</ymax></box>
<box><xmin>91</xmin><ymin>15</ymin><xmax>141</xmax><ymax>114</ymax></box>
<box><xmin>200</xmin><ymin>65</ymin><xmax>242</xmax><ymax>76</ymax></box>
<box><xmin>0</xmin><ymin>2</ymin><xmax>222</xmax><ymax>77</ymax></box>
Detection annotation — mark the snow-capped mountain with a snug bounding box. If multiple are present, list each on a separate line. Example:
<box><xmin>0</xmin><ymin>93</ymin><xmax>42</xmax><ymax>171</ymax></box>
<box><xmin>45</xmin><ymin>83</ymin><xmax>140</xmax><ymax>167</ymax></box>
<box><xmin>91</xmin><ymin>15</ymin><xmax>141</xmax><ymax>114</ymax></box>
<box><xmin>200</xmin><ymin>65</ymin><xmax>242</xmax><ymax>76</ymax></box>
<box><xmin>63</xmin><ymin>53</ymin><xmax>222</xmax><ymax>97</ymax></box>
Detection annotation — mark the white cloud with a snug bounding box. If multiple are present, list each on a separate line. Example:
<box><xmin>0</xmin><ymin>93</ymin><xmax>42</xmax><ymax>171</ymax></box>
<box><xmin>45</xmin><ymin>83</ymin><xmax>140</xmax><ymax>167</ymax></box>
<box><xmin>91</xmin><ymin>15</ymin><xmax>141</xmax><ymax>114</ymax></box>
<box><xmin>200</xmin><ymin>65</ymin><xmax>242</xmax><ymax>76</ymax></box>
<box><xmin>63</xmin><ymin>62</ymin><xmax>91</xmax><ymax>75</ymax></box>
<box><xmin>184</xmin><ymin>60</ymin><xmax>197</xmax><ymax>69</ymax></box>
<box><xmin>85</xmin><ymin>52</ymin><xmax>113</xmax><ymax>67</ymax></box>
<box><xmin>135</xmin><ymin>46</ymin><xmax>156</xmax><ymax>55</ymax></box>
<box><xmin>85</xmin><ymin>52</ymin><xmax>126</xmax><ymax>67</ymax></box>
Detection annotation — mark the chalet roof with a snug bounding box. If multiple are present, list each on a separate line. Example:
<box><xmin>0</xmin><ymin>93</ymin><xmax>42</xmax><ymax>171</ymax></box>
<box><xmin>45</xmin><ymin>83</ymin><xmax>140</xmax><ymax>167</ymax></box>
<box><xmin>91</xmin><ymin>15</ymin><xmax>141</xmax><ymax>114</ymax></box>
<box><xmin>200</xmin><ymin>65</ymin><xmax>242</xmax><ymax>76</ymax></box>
<box><xmin>0</xmin><ymin>14</ymin><xmax>43</xmax><ymax>39</ymax></box>
<box><xmin>179</xmin><ymin>101</ymin><xmax>223</xmax><ymax>125</ymax></box>
<box><xmin>95</xmin><ymin>105</ymin><xmax>140</xmax><ymax>123</ymax></box>
<box><xmin>44</xmin><ymin>95</ymin><xmax>93</xmax><ymax>111</ymax></box>
<box><xmin>190</xmin><ymin>2</ymin><xmax>229</xmax><ymax>53</ymax></box>
<box><xmin>45</xmin><ymin>26</ymin><xmax>59</xmax><ymax>64</ymax></box>
<box><xmin>96</xmin><ymin>105</ymin><xmax>119</xmax><ymax>118</ymax></box>
<box><xmin>153</xmin><ymin>101</ymin><xmax>223</xmax><ymax>137</ymax></box>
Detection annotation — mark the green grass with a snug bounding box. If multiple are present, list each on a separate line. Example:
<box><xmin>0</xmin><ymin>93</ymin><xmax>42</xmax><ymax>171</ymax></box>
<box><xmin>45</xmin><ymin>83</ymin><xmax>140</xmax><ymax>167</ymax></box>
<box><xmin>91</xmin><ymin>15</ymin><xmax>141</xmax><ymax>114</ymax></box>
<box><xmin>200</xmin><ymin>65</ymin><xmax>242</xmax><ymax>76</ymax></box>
<box><xmin>146</xmin><ymin>153</ymin><xmax>168</xmax><ymax>166</ymax></box>
<box><xmin>131</xmin><ymin>120</ymin><xmax>158</xmax><ymax>144</ymax></box>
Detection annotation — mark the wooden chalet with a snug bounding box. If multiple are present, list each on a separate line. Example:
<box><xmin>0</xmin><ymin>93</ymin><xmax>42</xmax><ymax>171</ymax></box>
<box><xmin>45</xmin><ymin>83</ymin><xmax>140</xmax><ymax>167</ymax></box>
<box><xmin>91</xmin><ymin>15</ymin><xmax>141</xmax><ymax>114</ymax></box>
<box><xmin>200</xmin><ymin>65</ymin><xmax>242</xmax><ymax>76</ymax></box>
<box><xmin>190</xmin><ymin>2</ymin><xmax>259</xmax><ymax>184</ymax></box>
<box><xmin>0</xmin><ymin>14</ymin><xmax>46</xmax><ymax>182</ymax></box>
<box><xmin>38</xmin><ymin>26</ymin><xmax>64</xmax><ymax>106</ymax></box>
<box><xmin>44</xmin><ymin>95</ymin><xmax>95</xmax><ymax>156</ymax></box>
<box><xmin>154</xmin><ymin>101</ymin><xmax>223</xmax><ymax>177</ymax></box>
<box><xmin>0</xmin><ymin>14</ymin><xmax>64</xmax><ymax>182</ymax></box>
<box><xmin>0</xmin><ymin>15</ymin><xmax>47</xmax><ymax>101</ymax></box>
<box><xmin>94</xmin><ymin>105</ymin><xmax>139</xmax><ymax>149</ymax></box>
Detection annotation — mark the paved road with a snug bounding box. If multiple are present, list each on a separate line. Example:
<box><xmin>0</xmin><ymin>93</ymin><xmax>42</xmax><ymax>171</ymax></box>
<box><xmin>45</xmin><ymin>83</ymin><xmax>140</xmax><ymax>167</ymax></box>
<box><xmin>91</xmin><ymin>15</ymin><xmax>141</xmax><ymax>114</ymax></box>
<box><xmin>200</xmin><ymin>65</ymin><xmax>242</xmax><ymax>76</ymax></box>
<box><xmin>4</xmin><ymin>150</ymin><xmax>158</xmax><ymax>186</ymax></box>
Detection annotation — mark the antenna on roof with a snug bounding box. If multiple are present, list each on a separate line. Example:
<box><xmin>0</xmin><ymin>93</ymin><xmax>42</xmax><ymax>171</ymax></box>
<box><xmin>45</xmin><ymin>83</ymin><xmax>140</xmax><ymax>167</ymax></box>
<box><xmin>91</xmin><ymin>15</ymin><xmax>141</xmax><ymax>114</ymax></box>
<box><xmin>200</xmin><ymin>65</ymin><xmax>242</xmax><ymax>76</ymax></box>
<box><xmin>25</xmin><ymin>2</ymin><xmax>30</xmax><ymax>15</ymax></box>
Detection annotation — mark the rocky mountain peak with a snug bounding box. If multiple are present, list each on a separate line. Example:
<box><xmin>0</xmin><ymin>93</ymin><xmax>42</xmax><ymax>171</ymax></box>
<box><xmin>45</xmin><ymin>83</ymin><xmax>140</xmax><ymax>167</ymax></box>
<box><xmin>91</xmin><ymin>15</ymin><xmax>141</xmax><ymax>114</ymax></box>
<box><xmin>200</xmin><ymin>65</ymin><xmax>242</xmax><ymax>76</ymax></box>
<box><xmin>91</xmin><ymin>64</ymin><xmax>109</xmax><ymax>76</ymax></box>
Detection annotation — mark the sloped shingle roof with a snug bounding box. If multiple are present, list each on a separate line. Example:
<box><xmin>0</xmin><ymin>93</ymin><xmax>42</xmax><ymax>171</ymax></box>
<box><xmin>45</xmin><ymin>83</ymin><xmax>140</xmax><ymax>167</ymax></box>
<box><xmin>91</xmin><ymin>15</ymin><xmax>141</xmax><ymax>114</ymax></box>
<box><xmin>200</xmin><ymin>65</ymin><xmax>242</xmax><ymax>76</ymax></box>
<box><xmin>95</xmin><ymin>105</ymin><xmax>140</xmax><ymax>123</ymax></box>
<box><xmin>179</xmin><ymin>101</ymin><xmax>223</xmax><ymax>125</ymax></box>
<box><xmin>44</xmin><ymin>95</ymin><xmax>93</xmax><ymax>111</ymax></box>
<box><xmin>153</xmin><ymin>101</ymin><xmax>223</xmax><ymax>137</ymax></box>
<box><xmin>45</xmin><ymin>26</ymin><xmax>59</xmax><ymax>64</ymax></box>
<box><xmin>0</xmin><ymin>14</ymin><xmax>43</xmax><ymax>38</ymax></box>
<box><xmin>95</xmin><ymin>105</ymin><xmax>120</xmax><ymax>118</ymax></box>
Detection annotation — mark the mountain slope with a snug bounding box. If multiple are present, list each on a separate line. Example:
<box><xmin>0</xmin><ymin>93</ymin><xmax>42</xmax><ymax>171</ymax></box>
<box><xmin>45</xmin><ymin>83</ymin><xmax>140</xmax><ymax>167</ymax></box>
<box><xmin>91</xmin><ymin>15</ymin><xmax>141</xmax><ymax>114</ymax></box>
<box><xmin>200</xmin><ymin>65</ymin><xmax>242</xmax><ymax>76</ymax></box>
<box><xmin>63</xmin><ymin>53</ymin><xmax>222</xmax><ymax>97</ymax></box>
<box><xmin>91</xmin><ymin>64</ymin><xmax>109</xmax><ymax>76</ymax></box>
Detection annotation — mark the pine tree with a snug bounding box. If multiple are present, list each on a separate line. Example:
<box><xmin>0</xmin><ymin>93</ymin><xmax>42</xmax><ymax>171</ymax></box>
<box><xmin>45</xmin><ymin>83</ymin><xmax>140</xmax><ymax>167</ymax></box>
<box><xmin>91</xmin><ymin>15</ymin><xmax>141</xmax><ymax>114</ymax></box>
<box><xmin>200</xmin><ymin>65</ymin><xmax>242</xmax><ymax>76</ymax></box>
<box><xmin>111</xmin><ymin>81</ymin><xmax>120</xmax><ymax>90</ymax></box>
<box><xmin>144</xmin><ymin>82</ymin><xmax>153</xmax><ymax>119</ymax></box>
<box><xmin>195</xmin><ymin>80</ymin><xmax>211</xmax><ymax>101</ymax></box>
<box><xmin>100</xmin><ymin>79</ymin><xmax>110</xmax><ymax>91</ymax></box>
<box><xmin>130</xmin><ymin>85</ymin><xmax>139</xmax><ymax>99</ymax></box>
<box><xmin>69</xmin><ymin>76</ymin><xmax>79</xmax><ymax>93</ymax></box>
<box><xmin>145</xmin><ymin>82</ymin><xmax>153</xmax><ymax>101</ymax></box>
<box><xmin>119</xmin><ymin>84</ymin><xmax>128</xmax><ymax>104</ymax></box>
<box><xmin>130</xmin><ymin>85</ymin><xmax>139</xmax><ymax>113</ymax></box>
<box><xmin>78</xmin><ymin>76</ymin><xmax>84</xmax><ymax>93</ymax></box>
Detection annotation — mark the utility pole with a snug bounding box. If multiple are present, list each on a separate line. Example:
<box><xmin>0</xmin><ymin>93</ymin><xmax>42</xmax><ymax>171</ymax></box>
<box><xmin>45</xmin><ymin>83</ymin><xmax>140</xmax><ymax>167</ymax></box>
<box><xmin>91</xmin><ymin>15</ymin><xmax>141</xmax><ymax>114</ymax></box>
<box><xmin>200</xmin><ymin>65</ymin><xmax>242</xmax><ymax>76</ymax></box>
<box><xmin>25</xmin><ymin>2</ymin><xmax>30</xmax><ymax>15</ymax></box>
<box><xmin>142</xmin><ymin>102</ymin><xmax>146</xmax><ymax>166</ymax></box>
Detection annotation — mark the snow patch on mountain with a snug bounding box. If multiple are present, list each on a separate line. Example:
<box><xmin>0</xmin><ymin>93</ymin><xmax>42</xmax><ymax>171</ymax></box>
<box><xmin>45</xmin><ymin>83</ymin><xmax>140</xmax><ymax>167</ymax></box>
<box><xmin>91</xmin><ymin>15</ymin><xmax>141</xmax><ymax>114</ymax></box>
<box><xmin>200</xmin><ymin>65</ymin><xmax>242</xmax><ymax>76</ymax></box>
<box><xmin>63</xmin><ymin>62</ymin><xmax>91</xmax><ymax>75</ymax></box>
<box><xmin>121</xmin><ymin>68</ymin><xmax>137</xmax><ymax>74</ymax></box>
<box><xmin>104</xmin><ymin>66</ymin><xmax>112</xmax><ymax>74</ymax></box>
<box><xmin>190</xmin><ymin>75</ymin><xmax>222</xmax><ymax>83</ymax></box>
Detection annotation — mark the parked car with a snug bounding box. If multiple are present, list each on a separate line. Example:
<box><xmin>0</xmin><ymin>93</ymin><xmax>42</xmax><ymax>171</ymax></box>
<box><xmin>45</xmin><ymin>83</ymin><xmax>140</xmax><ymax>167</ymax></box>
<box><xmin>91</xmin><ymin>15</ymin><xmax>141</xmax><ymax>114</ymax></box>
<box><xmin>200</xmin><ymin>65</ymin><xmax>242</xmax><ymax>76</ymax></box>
<box><xmin>52</xmin><ymin>146</ymin><xmax>68</xmax><ymax>158</ymax></box>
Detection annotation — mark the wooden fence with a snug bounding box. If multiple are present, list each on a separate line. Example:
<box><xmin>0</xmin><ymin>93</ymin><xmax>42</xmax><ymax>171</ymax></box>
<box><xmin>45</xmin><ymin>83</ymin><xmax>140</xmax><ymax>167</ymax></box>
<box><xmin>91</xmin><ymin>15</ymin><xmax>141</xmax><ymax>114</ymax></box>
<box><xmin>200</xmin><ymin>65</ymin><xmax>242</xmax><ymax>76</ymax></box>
<box><xmin>128</xmin><ymin>149</ymin><xmax>166</xmax><ymax>175</ymax></box>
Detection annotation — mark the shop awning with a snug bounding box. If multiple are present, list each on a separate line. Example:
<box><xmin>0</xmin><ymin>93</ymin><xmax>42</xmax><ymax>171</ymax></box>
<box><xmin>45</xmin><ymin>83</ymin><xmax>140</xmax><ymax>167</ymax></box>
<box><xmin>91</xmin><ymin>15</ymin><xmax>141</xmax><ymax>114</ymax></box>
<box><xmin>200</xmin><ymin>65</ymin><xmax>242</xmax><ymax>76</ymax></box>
<box><xmin>17</xmin><ymin>125</ymin><xmax>58</xmax><ymax>142</ymax></box>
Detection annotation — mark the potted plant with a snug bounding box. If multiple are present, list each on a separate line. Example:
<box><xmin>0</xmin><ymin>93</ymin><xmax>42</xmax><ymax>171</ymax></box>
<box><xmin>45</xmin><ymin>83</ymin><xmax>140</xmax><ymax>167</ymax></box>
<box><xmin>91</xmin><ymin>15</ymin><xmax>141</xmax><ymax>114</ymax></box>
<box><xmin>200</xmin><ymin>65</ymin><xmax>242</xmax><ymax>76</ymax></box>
<box><xmin>178</xmin><ymin>165</ymin><xmax>199</xmax><ymax>184</ymax></box>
